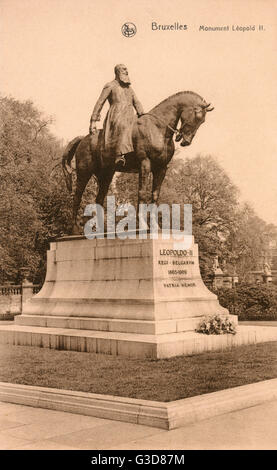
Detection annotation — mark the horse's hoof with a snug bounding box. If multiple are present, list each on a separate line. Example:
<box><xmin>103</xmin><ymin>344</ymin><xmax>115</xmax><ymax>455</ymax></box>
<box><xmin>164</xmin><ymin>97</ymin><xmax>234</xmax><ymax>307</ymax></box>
<box><xmin>71</xmin><ymin>224</ymin><xmax>81</xmax><ymax>235</ymax></box>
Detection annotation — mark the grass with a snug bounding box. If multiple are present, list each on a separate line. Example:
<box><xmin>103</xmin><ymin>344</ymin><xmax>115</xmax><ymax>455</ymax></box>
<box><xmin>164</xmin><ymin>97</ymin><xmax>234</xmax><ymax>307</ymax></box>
<box><xmin>0</xmin><ymin>342</ymin><xmax>276</xmax><ymax>402</ymax></box>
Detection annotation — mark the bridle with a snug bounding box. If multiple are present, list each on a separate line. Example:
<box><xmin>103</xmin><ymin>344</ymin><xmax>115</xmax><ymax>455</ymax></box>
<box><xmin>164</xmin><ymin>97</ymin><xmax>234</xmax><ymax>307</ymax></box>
<box><xmin>139</xmin><ymin>113</ymin><xmax>182</xmax><ymax>136</ymax></box>
<box><xmin>139</xmin><ymin>102</ymin><xmax>214</xmax><ymax>138</ymax></box>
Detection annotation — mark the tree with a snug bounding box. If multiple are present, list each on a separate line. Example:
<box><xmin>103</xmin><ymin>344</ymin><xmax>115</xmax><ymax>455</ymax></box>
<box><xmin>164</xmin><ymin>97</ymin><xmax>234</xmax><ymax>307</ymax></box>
<box><xmin>225</xmin><ymin>203</ymin><xmax>275</xmax><ymax>280</ymax></box>
<box><xmin>0</xmin><ymin>95</ymin><xmax>70</xmax><ymax>284</ymax></box>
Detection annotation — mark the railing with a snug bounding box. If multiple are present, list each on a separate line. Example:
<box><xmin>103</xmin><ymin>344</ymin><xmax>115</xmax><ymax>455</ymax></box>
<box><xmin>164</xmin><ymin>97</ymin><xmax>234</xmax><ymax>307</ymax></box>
<box><xmin>0</xmin><ymin>284</ymin><xmax>42</xmax><ymax>296</ymax></box>
<box><xmin>33</xmin><ymin>285</ymin><xmax>41</xmax><ymax>294</ymax></box>
<box><xmin>0</xmin><ymin>285</ymin><xmax>22</xmax><ymax>295</ymax></box>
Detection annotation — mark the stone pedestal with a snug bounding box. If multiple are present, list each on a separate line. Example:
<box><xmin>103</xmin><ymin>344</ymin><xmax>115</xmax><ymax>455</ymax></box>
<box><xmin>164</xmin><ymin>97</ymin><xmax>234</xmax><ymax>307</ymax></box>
<box><xmin>0</xmin><ymin>235</ymin><xmax>238</xmax><ymax>358</ymax></box>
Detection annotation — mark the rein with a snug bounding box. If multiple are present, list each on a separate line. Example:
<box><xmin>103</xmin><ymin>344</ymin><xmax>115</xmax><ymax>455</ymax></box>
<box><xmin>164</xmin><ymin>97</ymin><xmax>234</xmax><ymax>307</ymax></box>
<box><xmin>139</xmin><ymin>113</ymin><xmax>181</xmax><ymax>135</ymax></box>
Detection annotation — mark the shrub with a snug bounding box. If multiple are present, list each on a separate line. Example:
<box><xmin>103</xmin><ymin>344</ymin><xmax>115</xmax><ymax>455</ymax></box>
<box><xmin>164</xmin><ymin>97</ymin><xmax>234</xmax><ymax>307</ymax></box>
<box><xmin>196</xmin><ymin>315</ymin><xmax>237</xmax><ymax>335</ymax></box>
<box><xmin>211</xmin><ymin>284</ymin><xmax>277</xmax><ymax>321</ymax></box>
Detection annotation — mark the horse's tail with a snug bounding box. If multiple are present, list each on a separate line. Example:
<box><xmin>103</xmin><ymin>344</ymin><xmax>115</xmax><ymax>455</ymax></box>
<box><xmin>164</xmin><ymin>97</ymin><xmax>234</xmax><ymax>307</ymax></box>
<box><xmin>62</xmin><ymin>136</ymin><xmax>84</xmax><ymax>193</ymax></box>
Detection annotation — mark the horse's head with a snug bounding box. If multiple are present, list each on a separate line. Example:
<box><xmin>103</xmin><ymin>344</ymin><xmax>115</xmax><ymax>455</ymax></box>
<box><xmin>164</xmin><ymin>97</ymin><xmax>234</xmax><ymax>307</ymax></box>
<box><xmin>175</xmin><ymin>101</ymin><xmax>214</xmax><ymax>146</ymax></box>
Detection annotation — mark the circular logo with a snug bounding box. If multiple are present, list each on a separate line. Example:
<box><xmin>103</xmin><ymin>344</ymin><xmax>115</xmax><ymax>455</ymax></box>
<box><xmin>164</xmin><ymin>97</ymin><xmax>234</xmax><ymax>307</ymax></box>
<box><xmin>121</xmin><ymin>22</ymin><xmax>137</xmax><ymax>38</ymax></box>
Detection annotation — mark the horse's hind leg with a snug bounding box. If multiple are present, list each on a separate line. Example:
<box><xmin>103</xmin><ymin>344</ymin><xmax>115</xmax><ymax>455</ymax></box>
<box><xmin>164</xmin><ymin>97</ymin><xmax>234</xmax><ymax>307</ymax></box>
<box><xmin>96</xmin><ymin>169</ymin><xmax>115</xmax><ymax>206</ymax></box>
<box><xmin>72</xmin><ymin>171</ymin><xmax>91</xmax><ymax>234</ymax></box>
<box><xmin>95</xmin><ymin>169</ymin><xmax>115</xmax><ymax>232</ymax></box>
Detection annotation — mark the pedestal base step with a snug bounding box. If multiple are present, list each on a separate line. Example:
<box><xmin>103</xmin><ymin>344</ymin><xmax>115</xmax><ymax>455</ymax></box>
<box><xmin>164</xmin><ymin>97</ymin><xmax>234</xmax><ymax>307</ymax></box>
<box><xmin>1</xmin><ymin>324</ymin><xmax>277</xmax><ymax>359</ymax></box>
<box><xmin>15</xmin><ymin>314</ymin><xmax>237</xmax><ymax>335</ymax></box>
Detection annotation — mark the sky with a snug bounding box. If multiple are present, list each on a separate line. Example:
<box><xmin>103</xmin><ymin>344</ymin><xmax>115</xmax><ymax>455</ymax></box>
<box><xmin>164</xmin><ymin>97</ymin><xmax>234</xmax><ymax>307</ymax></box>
<box><xmin>1</xmin><ymin>0</ymin><xmax>277</xmax><ymax>224</ymax></box>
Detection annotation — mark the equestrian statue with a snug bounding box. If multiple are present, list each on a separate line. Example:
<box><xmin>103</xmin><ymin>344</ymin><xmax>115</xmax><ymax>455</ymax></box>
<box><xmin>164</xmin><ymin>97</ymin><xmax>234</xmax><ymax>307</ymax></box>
<box><xmin>62</xmin><ymin>64</ymin><xmax>214</xmax><ymax>234</ymax></box>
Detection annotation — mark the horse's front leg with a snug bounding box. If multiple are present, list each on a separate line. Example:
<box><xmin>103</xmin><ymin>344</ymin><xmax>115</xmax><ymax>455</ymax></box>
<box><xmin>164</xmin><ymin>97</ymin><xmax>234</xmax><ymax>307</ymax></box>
<box><xmin>152</xmin><ymin>166</ymin><xmax>167</xmax><ymax>203</ymax></box>
<box><xmin>138</xmin><ymin>157</ymin><xmax>151</xmax><ymax>205</ymax></box>
<box><xmin>137</xmin><ymin>156</ymin><xmax>151</xmax><ymax>231</ymax></box>
<box><xmin>151</xmin><ymin>166</ymin><xmax>168</xmax><ymax>231</ymax></box>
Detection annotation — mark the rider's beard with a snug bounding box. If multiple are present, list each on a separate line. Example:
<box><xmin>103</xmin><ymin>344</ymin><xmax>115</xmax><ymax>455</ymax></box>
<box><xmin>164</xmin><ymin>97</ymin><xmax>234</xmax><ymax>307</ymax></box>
<box><xmin>117</xmin><ymin>72</ymin><xmax>131</xmax><ymax>85</ymax></box>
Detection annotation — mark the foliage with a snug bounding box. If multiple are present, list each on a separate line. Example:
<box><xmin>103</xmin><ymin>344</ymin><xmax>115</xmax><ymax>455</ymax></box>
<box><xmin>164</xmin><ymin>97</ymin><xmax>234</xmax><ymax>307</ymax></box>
<box><xmin>0</xmin><ymin>95</ymin><xmax>71</xmax><ymax>284</ymax></box>
<box><xmin>196</xmin><ymin>314</ymin><xmax>237</xmax><ymax>335</ymax></box>
<box><xmin>214</xmin><ymin>284</ymin><xmax>277</xmax><ymax>320</ymax></box>
<box><xmin>224</xmin><ymin>203</ymin><xmax>271</xmax><ymax>281</ymax></box>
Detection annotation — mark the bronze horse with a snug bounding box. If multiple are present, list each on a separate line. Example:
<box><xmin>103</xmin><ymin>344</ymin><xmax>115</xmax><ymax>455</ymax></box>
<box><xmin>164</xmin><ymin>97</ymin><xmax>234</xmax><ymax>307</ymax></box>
<box><xmin>62</xmin><ymin>91</ymin><xmax>214</xmax><ymax>233</ymax></box>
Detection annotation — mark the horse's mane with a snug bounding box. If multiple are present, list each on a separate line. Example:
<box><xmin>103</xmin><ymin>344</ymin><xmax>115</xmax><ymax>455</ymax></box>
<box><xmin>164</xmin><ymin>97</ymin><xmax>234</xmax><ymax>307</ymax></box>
<box><xmin>153</xmin><ymin>91</ymin><xmax>205</xmax><ymax>109</ymax></box>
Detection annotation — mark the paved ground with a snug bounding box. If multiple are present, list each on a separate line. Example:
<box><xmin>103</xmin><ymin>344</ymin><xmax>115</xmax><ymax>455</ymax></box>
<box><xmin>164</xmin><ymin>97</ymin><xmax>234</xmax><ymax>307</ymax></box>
<box><xmin>0</xmin><ymin>399</ymin><xmax>276</xmax><ymax>450</ymax></box>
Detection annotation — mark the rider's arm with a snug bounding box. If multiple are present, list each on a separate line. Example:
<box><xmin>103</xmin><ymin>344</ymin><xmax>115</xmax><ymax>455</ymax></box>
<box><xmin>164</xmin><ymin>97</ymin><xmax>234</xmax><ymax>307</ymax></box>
<box><xmin>90</xmin><ymin>83</ymin><xmax>112</xmax><ymax>133</ymax></box>
<box><xmin>132</xmin><ymin>89</ymin><xmax>144</xmax><ymax>117</ymax></box>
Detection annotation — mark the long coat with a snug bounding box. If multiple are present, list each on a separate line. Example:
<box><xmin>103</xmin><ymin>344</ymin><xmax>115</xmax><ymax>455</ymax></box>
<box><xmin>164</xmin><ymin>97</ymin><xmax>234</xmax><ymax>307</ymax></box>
<box><xmin>91</xmin><ymin>80</ymin><xmax>144</xmax><ymax>157</ymax></box>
